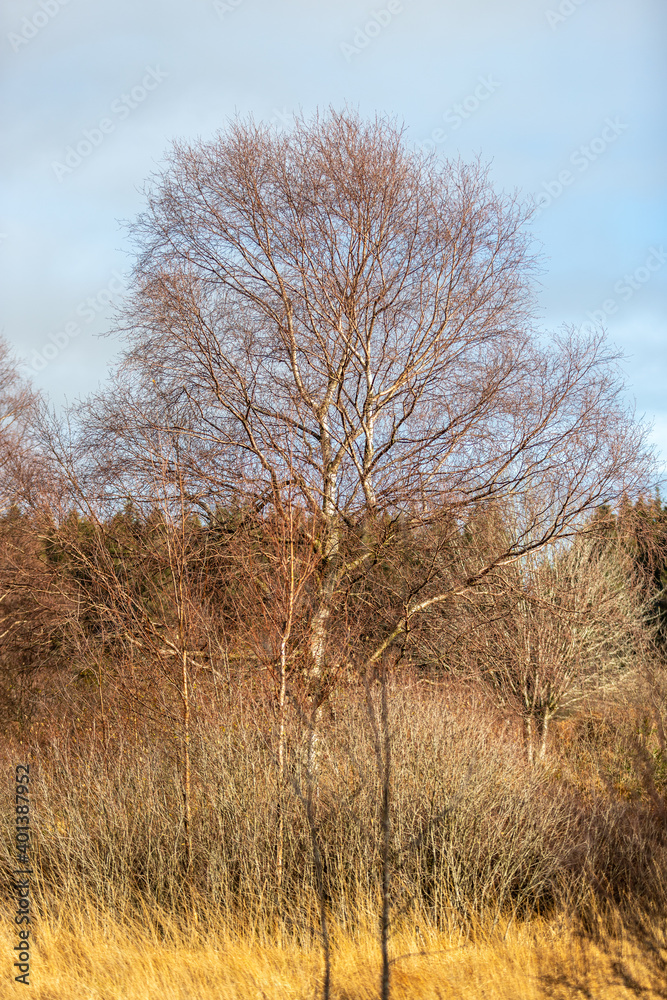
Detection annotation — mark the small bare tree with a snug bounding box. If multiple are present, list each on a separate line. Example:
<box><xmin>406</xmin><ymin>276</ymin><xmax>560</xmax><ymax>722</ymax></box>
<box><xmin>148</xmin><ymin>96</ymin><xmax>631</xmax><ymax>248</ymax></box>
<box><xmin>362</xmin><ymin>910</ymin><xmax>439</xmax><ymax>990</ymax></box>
<box><xmin>224</xmin><ymin>482</ymin><xmax>321</xmax><ymax>892</ymax></box>
<box><xmin>34</xmin><ymin>397</ymin><xmax>218</xmax><ymax>875</ymax></box>
<box><xmin>0</xmin><ymin>336</ymin><xmax>42</xmax><ymax>511</ymax></box>
<box><xmin>0</xmin><ymin>339</ymin><xmax>68</xmax><ymax>727</ymax></box>
<box><xmin>444</xmin><ymin>530</ymin><xmax>655</xmax><ymax>762</ymax></box>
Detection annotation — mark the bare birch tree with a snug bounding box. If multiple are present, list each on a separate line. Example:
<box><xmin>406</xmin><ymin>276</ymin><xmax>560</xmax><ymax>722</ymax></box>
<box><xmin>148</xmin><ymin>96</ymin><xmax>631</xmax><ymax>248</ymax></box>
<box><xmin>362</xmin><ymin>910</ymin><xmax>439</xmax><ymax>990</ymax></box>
<box><xmin>98</xmin><ymin>108</ymin><xmax>652</xmax><ymax>691</ymax></box>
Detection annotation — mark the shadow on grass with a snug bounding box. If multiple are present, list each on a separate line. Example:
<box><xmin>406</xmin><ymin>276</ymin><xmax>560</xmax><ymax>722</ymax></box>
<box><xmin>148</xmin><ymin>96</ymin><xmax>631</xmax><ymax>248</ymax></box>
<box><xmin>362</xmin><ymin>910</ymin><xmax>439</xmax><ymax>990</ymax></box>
<box><xmin>537</xmin><ymin>901</ymin><xmax>667</xmax><ymax>999</ymax></box>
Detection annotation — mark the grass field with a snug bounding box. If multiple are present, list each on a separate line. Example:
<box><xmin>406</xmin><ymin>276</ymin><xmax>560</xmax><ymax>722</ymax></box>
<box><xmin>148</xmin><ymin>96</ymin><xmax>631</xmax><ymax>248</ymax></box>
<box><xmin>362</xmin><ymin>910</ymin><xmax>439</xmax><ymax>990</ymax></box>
<box><xmin>1</xmin><ymin>900</ymin><xmax>666</xmax><ymax>999</ymax></box>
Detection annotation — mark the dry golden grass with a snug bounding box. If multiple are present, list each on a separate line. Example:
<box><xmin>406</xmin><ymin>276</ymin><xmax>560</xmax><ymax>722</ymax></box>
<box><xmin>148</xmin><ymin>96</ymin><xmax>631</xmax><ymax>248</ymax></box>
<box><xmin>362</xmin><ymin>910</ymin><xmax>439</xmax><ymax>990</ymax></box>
<box><xmin>0</xmin><ymin>902</ymin><xmax>665</xmax><ymax>999</ymax></box>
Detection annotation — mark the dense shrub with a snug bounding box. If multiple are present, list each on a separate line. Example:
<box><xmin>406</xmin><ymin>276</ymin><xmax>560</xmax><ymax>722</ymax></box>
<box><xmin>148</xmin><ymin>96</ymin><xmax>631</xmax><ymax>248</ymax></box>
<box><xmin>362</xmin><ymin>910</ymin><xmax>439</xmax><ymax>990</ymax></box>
<box><xmin>1</xmin><ymin>677</ymin><xmax>664</xmax><ymax>936</ymax></box>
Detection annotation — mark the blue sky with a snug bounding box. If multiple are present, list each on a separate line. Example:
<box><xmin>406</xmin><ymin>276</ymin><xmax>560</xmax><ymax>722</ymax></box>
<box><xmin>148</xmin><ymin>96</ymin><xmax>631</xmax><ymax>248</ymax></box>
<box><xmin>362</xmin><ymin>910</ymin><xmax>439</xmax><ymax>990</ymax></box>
<box><xmin>1</xmin><ymin>0</ymin><xmax>665</xmax><ymax>466</ymax></box>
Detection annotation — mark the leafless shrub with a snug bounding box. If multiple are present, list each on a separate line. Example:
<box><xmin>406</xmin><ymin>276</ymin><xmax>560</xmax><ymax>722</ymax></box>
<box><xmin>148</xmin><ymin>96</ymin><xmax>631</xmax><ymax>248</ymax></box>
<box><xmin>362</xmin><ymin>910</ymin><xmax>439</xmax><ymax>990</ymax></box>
<box><xmin>2</xmin><ymin>677</ymin><xmax>664</xmax><ymax>946</ymax></box>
